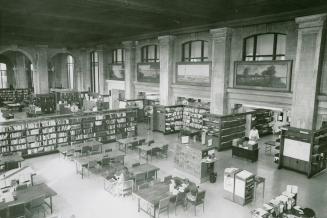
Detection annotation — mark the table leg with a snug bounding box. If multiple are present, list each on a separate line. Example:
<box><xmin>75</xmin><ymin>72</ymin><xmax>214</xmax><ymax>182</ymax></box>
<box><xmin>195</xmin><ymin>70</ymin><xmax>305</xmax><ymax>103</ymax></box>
<box><xmin>155</xmin><ymin>170</ymin><xmax>157</xmax><ymax>179</ymax></box>
<box><xmin>82</xmin><ymin>166</ymin><xmax>84</xmax><ymax>179</ymax></box>
<box><xmin>263</xmin><ymin>180</ymin><xmax>265</xmax><ymax>199</ymax></box>
<box><xmin>50</xmin><ymin>196</ymin><xmax>53</xmax><ymax>213</ymax></box>
<box><xmin>138</xmin><ymin>198</ymin><xmax>140</xmax><ymax>212</ymax></box>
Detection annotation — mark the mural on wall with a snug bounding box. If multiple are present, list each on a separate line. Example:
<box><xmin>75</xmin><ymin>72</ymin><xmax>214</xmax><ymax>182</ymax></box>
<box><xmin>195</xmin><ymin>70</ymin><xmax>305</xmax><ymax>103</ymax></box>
<box><xmin>234</xmin><ymin>60</ymin><xmax>292</xmax><ymax>91</ymax></box>
<box><xmin>137</xmin><ymin>62</ymin><xmax>160</xmax><ymax>83</ymax></box>
<box><xmin>109</xmin><ymin>64</ymin><xmax>125</xmax><ymax>80</ymax></box>
<box><xmin>176</xmin><ymin>62</ymin><xmax>211</xmax><ymax>86</ymax></box>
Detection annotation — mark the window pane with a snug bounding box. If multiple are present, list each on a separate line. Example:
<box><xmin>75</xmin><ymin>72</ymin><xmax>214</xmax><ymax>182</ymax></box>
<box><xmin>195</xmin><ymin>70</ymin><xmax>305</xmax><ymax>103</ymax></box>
<box><xmin>117</xmin><ymin>49</ymin><xmax>122</xmax><ymax>62</ymax></box>
<box><xmin>148</xmin><ymin>45</ymin><xmax>155</xmax><ymax>60</ymax></box>
<box><xmin>183</xmin><ymin>43</ymin><xmax>190</xmax><ymax>60</ymax></box>
<box><xmin>203</xmin><ymin>41</ymin><xmax>208</xmax><ymax>59</ymax></box>
<box><xmin>256</xmin><ymin>34</ymin><xmax>274</xmax><ymax>56</ymax></box>
<box><xmin>276</xmin><ymin>34</ymin><xmax>286</xmax><ymax>55</ymax></box>
<box><xmin>0</xmin><ymin>63</ymin><xmax>6</xmax><ymax>71</ymax></box>
<box><xmin>245</xmin><ymin>56</ymin><xmax>254</xmax><ymax>61</ymax></box>
<box><xmin>191</xmin><ymin>41</ymin><xmax>202</xmax><ymax>58</ymax></box>
<box><xmin>93</xmin><ymin>52</ymin><xmax>98</xmax><ymax>61</ymax></box>
<box><xmin>245</xmin><ymin>37</ymin><xmax>254</xmax><ymax>56</ymax></box>
<box><xmin>276</xmin><ymin>55</ymin><xmax>285</xmax><ymax>60</ymax></box>
<box><xmin>256</xmin><ymin>56</ymin><xmax>273</xmax><ymax>61</ymax></box>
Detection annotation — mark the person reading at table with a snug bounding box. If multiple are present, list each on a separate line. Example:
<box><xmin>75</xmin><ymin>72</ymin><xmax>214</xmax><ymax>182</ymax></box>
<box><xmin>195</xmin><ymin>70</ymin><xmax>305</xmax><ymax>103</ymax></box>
<box><xmin>186</xmin><ymin>183</ymin><xmax>199</xmax><ymax>202</ymax></box>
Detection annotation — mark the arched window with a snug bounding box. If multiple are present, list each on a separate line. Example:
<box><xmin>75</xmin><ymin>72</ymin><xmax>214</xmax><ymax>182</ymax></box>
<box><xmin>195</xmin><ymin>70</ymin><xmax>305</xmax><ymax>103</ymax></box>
<box><xmin>141</xmin><ymin>45</ymin><xmax>159</xmax><ymax>63</ymax></box>
<box><xmin>67</xmin><ymin>55</ymin><xmax>74</xmax><ymax>89</ymax></box>
<box><xmin>243</xmin><ymin>33</ymin><xmax>286</xmax><ymax>61</ymax></box>
<box><xmin>182</xmin><ymin>40</ymin><xmax>208</xmax><ymax>62</ymax></box>
<box><xmin>0</xmin><ymin>63</ymin><xmax>7</xmax><ymax>88</ymax></box>
<box><xmin>90</xmin><ymin>52</ymin><xmax>99</xmax><ymax>93</ymax></box>
<box><xmin>112</xmin><ymin>48</ymin><xmax>124</xmax><ymax>63</ymax></box>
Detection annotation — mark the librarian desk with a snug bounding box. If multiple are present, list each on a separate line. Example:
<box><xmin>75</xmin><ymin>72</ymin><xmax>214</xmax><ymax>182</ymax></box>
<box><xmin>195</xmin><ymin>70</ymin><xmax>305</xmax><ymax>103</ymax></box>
<box><xmin>232</xmin><ymin>144</ymin><xmax>259</xmax><ymax>162</ymax></box>
<box><xmin>117</xmin><ymin>136</ymin><xmax>146</xmax><ymax>153</ymax></box>
<box><xmin>133</xmin><ymin>182</ymin><xmax>171</xmax><ymax>218</ymax></box>
<box><xmin>138</xmin><ymin>143</ymin><xmax>167</xmax><ymax>161</ymax></box>
<box><xmin>0</xmin><ymin>183</ymin><xmax>57</xmax><ymax>215</ymax></box>
<box><xmin>74</xmin><ymin>151</ymin><xmax>125</xmax><ymax>179</ymax></box>
<box><xmin>0</xmin><ymin>154</ymin><xmax>24</xmax><ymax>172</ymax></box>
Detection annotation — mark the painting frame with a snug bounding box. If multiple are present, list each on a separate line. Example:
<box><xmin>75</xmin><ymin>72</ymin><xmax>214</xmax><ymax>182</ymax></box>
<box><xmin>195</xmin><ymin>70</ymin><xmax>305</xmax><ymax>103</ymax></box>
<box><xmin>233</xmin><ymin>60</ymin><xmax>292</xmax><ymax>92</ymax></box>
<box><xmin>108</xmin><ymin>63</ymin><xmax>125</xmax><ymax>81</ymax></box>
<box><xmin>137</xmin><ymin>62</ymin><xmax>160</xmax><ymax>83</ymax></box>
<box><xmin>175</xmin><ymin>62</ymin><xmax>211</xmax><ymax>86</ymax></box>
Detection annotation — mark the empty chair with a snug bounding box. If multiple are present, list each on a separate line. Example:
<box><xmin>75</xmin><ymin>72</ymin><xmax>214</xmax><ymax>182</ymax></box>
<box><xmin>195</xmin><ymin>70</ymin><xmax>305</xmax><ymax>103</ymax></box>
<box><xmin>16</xmin><ymin>184</ymin><xmax>28</xmax><ymax>191</ymax></box>
<box><xmin>134</xmin><ymin>173</ymin><xmax>146</xmax><ymax>188</ymax></box>
<box><xmin>157</xmin><ymin>196</ymin><xmax>170</xmax><ymax>218</ymax></box>
<box><xmin>163</xmin><ymin>175</ymin><xmax>172</xmax><ymax>184</ymax></box>
<box><xmin>160</xmin><ymin>144</ymin><xmax>169</xmax><ymax>159</ymax></box>
<box><xmin>81</xmin><ymin>146</ymin><xmax>91</xmax><ymax>156</ymax></box>
<box><xmin>91</xmin><ymin>144</ymin><xmax>101</xmax><ymax>154</ymax></box>
<box><xmin>174</xmin><ymin>192</ymin><xmax>186</xmax><ymax>215</ymax></box>
<box><xmin>137</xmin><ymin>182</ymin><xmax>149</xmax><ymax>191</ymax></box>
<box><xmin>120</xmin><ymin>180</ymin><xmax>134</xmax><ymax>196</ymax></box>
<box><xmin>87</xmin><ymin>160</ymin><xmax>98</xmax><ymax>175</ymax></box>
<box><xmin>101</xmin><ymin>157</ymin><xmax>111</xmax><ymax>167</ymax></box>
<box><xmin>146</xmin><ymin>170</ymin><xmax>156</xmax><ymax>182</ymax></box>
<box><xmin>138</xmin><ymin>139</ymin><xmax>146</xmax><ymax>145</ymax></box>
<box><xmin>186</xmin><ymin>190</ymin><xmax>206</xmax><ymax>216</ymax></box>
<box><xmin>28</xmin><ymin>194</ymin><xmax>47</xmax><ymax>218</ymax></box>
<box><xmin>131</xmin><ymin>162</ymin><xmax>140</xmax><ymax>167</ymax></box>
<box><xmin>8</xmin><ymin>202</ymin><xmax>27</xmax><ymax>218</ymax></box>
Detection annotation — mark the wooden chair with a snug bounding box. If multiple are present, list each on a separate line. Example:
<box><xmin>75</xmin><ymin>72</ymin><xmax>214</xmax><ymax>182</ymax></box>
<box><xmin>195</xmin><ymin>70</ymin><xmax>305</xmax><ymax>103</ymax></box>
<box><xmin>138</xmin><ymin>139</ymin><xmax>146</xmax><ymax>145</ymax></box>
<box><xmin>157</xmin><ymin>196</ymin><xmax>170</xmax><ymax>218</ymax></box>
<box><xmin>146</xmin><ymin>170</ymin><xmax>156</xmax><ymax>182</ymax></box>
<box><xmin>174</xmin><ymin>192</ymin><xmax>186</xmax><ymax>215</ymax></box>
<box><xmin>28</xmin><ymin>194</ymin><xmax>47</xmax><ymax>218</ymax></box>
<box><xmin>137</xmin><ymin>182</ymin><xmax>149</xmax><ymax>191</ymax></box>
<box><xmin>91</xmin><ymin>144</ymin><xmax>101</xmax><ymax>154</ymax></box>
<box><xmin>163</xmin><ymin>175</ymin><xmax>172</xmax><ymax>184</ymax></box>
<box><xmin>8</xmin><ymin>202</ymin><xmax>29</xmax><ymax>218</ymax></box>
<box><xmin>134</xmin><ymin>173</ymin><xmax>146</xmax><ymax>189</ymax></box>
<box><xmin>120</xmin><ymin>180</ymin><xmax>134</xmax><ymax>197</ymax></box>
<box><xmin>16</xmin><ymin>184</ymin><xmax>28</xmax><ymax>191</ymax></box>
<box><xmin>81</xmin><ymin>146</ymin><xmax>91</xmax><ymax>156</ymax></box>
<box><xmin>159</xmin><ymin>144</ymin><xmax>168</xmax><ymax>159</ymax></box>
<box><xmin>87</xmin><ymin>160</ymin><xmax>98</xmax><ymax>176</ymax></box>
<box><xmin>186</xmin><ymin>191</ymin><xmax>206</xmax><ymax>216</ymax></box>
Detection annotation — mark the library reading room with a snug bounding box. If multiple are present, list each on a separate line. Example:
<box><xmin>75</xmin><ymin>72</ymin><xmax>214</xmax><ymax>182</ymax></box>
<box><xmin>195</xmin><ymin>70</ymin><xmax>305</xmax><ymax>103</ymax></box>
<box><xmin>0</xmin><ymin>0</ymin><xmax>327</xmax><ymax>218</ymax></box>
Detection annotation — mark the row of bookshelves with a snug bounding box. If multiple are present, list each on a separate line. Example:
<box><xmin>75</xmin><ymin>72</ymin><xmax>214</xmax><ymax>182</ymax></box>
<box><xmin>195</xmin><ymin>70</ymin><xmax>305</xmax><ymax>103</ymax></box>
<box><xmin>0</xmin><ymin>108</ymin><xmax>138</xmax><ymax>157</ymax></box>
<box><xmin>0</xmin><ymin>88</ymin><xmax>32</xmax><ymax>103</ymax></box>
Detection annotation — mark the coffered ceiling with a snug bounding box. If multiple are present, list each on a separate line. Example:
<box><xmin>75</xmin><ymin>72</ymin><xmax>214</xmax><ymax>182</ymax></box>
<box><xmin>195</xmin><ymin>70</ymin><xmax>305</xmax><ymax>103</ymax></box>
<box><xmin>0</xmin><ymin>0</ymin><xmax>326</xmax><ymax>47</ymax></box>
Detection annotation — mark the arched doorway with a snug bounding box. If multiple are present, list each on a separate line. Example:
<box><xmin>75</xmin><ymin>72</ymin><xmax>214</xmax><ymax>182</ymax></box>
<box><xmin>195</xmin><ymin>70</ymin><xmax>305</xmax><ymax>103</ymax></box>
<box><xmin>0</xmin><ymin>51</ymin><xmax>33</xmax><ymax>89</ymax></box>
<box><xmin>48</xmin><ymin>53</ymin><xmax>75</xmax><ymax>90</ymax></box>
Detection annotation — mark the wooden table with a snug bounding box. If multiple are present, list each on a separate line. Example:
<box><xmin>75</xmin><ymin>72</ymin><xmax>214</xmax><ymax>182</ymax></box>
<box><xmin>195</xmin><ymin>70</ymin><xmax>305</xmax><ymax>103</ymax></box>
<box><xmin>133</xmin><ymin>182</ymin><xmax>171</xmax><ymax>218</ymax></box>
<box><xmin>117</xmin><ymin>136</ymin><xmax>146</xmax><ymax>153</ymax></box>
<box><xmin>57</xmin><ymin>140</ymin><xmax>103</xmax><ymax>157</ymax></box>
<box><xmin>138</xmin><ymin>143</ymin><xmax>167</xmax><ymax>161</ymax></box>
<box><xmin>0</xmin><ymin>183</ymin><xmax>57</xmax><ymax>214</ymax></box>
<box><xmin>128</xmin><ymin>163</ymin><xmax>160</xmax><ymax>180</ymax></box>
<box><xmin>0</xmin><ymin>154</ymin><xmax>24</xmax><ymax>171</ymax></box>
<box><xmin>74</xmin><ymin>151</ymin><xmax>125</xmax><ymax>179</ymax></box>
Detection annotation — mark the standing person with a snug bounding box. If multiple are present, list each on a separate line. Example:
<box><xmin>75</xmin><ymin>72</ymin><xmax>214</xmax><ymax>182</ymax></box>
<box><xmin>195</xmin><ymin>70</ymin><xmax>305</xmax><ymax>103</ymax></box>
<box><xmin>249</xmin><ymin>126</ymin><xmax>260</xmax><ymax>142</ymax></box>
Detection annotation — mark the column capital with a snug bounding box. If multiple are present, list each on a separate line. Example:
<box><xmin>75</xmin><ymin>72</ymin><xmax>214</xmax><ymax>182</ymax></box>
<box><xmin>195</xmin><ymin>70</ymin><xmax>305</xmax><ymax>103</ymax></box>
<box><xmin>122</xmin><ymin>41</ymin><xmax>136</xmax><ymax>49</ymax></box>
<box><xmin>158</xmin><ymin>35</ymin><xmax>175</xmax><ymax>44</ymax></box>
<box><xmin>210</xmin><ymin>27</ymin><xmax>232</xmax><ymax>39</ymax></box>
<box><xmin>296</xmin><ymin>13</ymin><xmax>327</xmax><ymax>29</ymax></box>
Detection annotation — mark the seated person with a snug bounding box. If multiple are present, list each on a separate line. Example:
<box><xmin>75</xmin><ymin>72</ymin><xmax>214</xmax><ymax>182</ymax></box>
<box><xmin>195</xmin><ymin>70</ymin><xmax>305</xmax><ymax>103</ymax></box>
<box><xmin>115</xmin><ymin>167</ymin><xmax>130</xmax><ymax>182</ymax></box>
<box><xmin>186</xmin><ymin>183</ymin><xmax>199</xmax><ymax>202</ymax></box>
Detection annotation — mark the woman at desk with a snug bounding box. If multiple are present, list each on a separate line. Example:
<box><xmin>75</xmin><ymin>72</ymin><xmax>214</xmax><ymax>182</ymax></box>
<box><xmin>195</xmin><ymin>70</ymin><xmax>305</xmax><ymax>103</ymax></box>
<box><xmin>249</xmin><ymin>126</ymin><xmax>260</xmax><ymax>144</ymax></box>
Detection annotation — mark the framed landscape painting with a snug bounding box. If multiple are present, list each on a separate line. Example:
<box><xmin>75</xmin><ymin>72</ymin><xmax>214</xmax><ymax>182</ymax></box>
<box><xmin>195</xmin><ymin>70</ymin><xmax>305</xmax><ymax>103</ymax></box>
<box><xmin>109</xmin><ymin>64</ymin><xmax>125</xmax><ymax>81</ymax></box>
<box><xmin>137</xmin><ymin>62</ymin><xmax>160</xmax><ymax>83</ymax></box>
<box><xmin>233</xmin><ymin>60</ymin><xmax>292</xmax><ymax>91</ymax></box>
<box><xmin>176</xmin><ymin>62</ymin><xmax>211</xmax><ymax>86</ymax></box>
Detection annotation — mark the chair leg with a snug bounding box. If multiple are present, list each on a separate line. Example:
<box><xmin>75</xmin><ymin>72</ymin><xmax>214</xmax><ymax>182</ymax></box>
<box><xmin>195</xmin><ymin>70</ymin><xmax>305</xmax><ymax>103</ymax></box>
<box><xmin>194</xmin><ymin>205</ymin><xmax>196</xmax><ymax>216</ymax></box>
<box><xmin>203</xmin><ymin>203</ymin><xmax>204</xmax><ymax>212</ymax></box>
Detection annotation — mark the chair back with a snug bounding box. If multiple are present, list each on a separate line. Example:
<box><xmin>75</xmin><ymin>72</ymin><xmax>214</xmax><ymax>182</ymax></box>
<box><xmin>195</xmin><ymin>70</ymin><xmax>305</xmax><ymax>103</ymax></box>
<box><xmin>81</xmin><ymin>146</ymin><xmax>91</xmax><ymax>155</ymax></box>
<box><xmin>162</xmin><ymin>144</ymin><xmax>168</xmax><ymax>151</ymax></box>
<box><xmin>104</xmin><ymin>148</ymin><xmax>112</xmax><ymax>153</ymax></box>
<box><xmin>175</xmin><ymin>192</ymin><xmax>186</xmax><ymax>204</ymax></box>
<box><xmin>196</xmin><ymin>191</ymin><xmax>206</xmax><ymax>203</ymax></box>
<box><xmin>8</xmin><ymin>202</ymin><xmax>25</xmax><ymax>218</ymax></box>
<box><xmin>132</xmin><ymin>162</ymin><xmax>140</xmax><ymax>167</ymax></box>
<box><xmin>146</xmin><ymin>170</ymin><xmax>156</xmax><ymax>181</ymax></box>
<box><xmin>102</xmin><ymin>157</ymin><xmax>111</xmax><ymax>166</ymax></box>
<box><xmin>137</xmin><ymin>182</ymin><xmax>149</xmax><ymax>191</ymax></box>
<box><xmin>88</xmin><ymin>160</ymin><xmax>97</xmax><ymax>169</ymax></box>
<box><xmin>159</xmin><ymin>196</ymin><xmax>170</xmax><ymax>210</ymax></box>
<box><xmin>134</xmin><ymin>173</ymin><xmax>146</xmax><ymax>184</ymax></box>
<box><xmin>16</xmin><ymin>184</ymin><xmax>28</xmax><ymax>191</ymax></box>
<box><xmin>92</xmin><ymin>144</ymin><xmax>101</xmax><ymax>152</ymax></box>
<box><xmin>163</xmin><ymin>175</ymin><xmax>172</xmax><ymax>184</ymax></box>
<box><xmin>138</xmin><ymin>139</ymin><xmax>146</xmax><ymax>145</ymax></box>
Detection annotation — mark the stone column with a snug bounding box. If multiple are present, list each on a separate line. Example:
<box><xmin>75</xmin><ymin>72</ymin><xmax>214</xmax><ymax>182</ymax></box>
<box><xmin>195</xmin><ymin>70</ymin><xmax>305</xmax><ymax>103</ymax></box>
<box><xmin>15</xmin><ymin>54</ymin><xmax>28</xmax><ymax>88</ymax></box>
<box><xmin>122</xmin><ymin>41</ymin><xmax>136</xmax><ymax>99</ymax></box>
<box><xmin>96</xmin><ymin>45</ymin><xmax>106</xmax><ymax>94</ymax></box>
<box><xmin>209</xmin><ymin>28</ymin><xmax>232</xmax><ymax>115</ymax></box>
<box><xmin>291</xmin><ymin>13</ymin><xmax>326</xmax><ymax>129</ymax></box>
<box><xmin>34</xmin><ymin>45</ymin><xmax>49</xmax><ymax>94</ymax></box>
<box><xmin>158</xmin><ymin>35</ymin><xmax>175</xmax><ymax>106</ymax></box>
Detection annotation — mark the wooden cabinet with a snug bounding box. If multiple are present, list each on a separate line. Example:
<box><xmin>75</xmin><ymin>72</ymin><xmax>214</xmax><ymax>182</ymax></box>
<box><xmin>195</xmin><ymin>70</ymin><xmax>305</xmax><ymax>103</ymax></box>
<box><xmin>232</xmin><ymin>146</ymin><xmax>258</xmax><ymax>162</ymax></box>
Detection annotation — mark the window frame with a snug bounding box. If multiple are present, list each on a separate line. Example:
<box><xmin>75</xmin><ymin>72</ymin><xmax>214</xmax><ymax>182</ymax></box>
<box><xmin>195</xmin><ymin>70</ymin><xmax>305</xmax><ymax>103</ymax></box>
<box><xmin>0</xmin><ymin>63</ymin><xmax>7</xmax><ymax>89</ymax></box>
<box><xmin>141</xmin><ymin>45</ymin><xmax>159</xmax><ymax>63</ymax></box>
<box><xmin>112</xmin><ymin>48</ymin><xmax>124</xmax><ymax>64</ymax></box>
<box><xmin>243</xmin><ymin>33</ymin><xmax>286</xmax><ymax>61</ymax></box>
<box><xmin>182</xmin><ymin>40</ymin><xmax>208</xmax><ymax>62</ymax></box>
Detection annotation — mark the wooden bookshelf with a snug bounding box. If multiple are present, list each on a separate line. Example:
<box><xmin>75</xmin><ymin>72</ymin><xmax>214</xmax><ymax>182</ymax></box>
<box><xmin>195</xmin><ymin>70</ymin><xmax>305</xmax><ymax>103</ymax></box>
<box><xmin>278</xmin><ymin>126</ymin><xmax>327</xmax><ymax>178</ymax></box>
<box><xmin>202</xmin><ymin>113</ymin><xmax>247</xmax><ymax>151</ymax></box>
<box><xmin>152</xmin><ymin>105</ymin><xmax>184</xmax><ymax>134</ymax></box>
<box><xmin>0</xmin><ymin>88</ymin><xmax>32</xmax><ymax>104</ymax></box>
<box><xmin>0</xmin><ymin>108</ymin><xmax>138</xmax><ymax>158</ymax></box>
<box><xmin>31</xmin><ymin>94</ymin><xmax>56</xmax><ymax>114</ymax></box>
<box><xmin>182</xmin><ymin>106</ymin><xmax>209</xmax><ymax>130</ymax></box>
<box><xmin>251</xmin><ymin>109</ymin><xmax>273</xmax><ymax>136</ymax></box>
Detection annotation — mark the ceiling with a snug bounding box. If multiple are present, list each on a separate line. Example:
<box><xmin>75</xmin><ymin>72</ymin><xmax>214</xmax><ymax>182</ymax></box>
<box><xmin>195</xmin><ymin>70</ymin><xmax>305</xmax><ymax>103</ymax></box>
<box><xmin>0</xmin><ymin>0</ymin><xmax>326</xmax><ymax>47</ymax></box>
